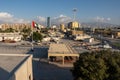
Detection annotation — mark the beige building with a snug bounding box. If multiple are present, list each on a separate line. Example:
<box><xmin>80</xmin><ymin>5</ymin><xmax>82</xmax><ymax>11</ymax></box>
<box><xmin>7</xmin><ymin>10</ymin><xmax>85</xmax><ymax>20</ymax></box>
<box><xmin>111</xmin><ymin>29</ymin><xmax>120</xmax><ymax>38</ymax></box>
<box><xmin>71</xmin><ymin>30</ymin><xmax>84</xmax><ymax>35</ymax></box>
<box><xmin>113</xmin><ymin>31</ymin><xmax>120</xmax><ymax>38</ymax></box>
<box><xmin>68</xmin><ymin>21</ymin><xmax>80</xmax><ymax>29</ymax></box>
<box><xmin>117</xmin><ymin>32</ymin><xmax>120</xmax><ymax>37</ymax></box>
<box><xmin>0</xmin><ymin>23</ymin><xmax>31</xmax><ymax>31</ymax></box>
<box><xmin>60</xmin><ymin>24</ymin><xmax>65</xmax><ymax>31</ymax></box>
<box><xmin>0</xmin><ymin>54</ymin><xmax>33</xmax><ymax>80</ymax></box>
<box><xmin>112</xmin><ymin>30</ymin><xmax>120</xmax><ymax>38</ymax></box>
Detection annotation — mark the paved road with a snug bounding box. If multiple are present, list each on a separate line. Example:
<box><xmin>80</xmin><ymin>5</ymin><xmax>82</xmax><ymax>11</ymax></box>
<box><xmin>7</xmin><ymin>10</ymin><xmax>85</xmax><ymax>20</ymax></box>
<box><xmin>93</xmin><ymin>35</ymin><xmax>120</xmax><ymax>50</ymax></box>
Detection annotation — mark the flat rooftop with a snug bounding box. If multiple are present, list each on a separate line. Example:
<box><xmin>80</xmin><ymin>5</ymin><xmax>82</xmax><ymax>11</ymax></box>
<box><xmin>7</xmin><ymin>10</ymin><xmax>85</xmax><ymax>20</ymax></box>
<box><xmin>48</xmin><ymin>43</ymin><xmax>72</xmax><ymax>54</ymax></box>
<box><xmin>0</xmin><ymin>46</ymin><xmax>30</xmax><ymax>54</ymax></box>
<box><xmin>0</xmin><ymin>54</ymin><xmax>31</xmax><ymax>80</ymax></box>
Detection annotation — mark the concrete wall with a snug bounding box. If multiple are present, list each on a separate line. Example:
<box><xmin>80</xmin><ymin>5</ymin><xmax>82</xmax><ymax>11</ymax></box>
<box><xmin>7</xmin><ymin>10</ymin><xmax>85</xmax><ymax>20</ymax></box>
<box><xmin>8</xmin><ymin>75</ymin><xmax>15</xmax><ymax>80</ymax></box>
<box><xmin>9</xmin><ymin>55</ymin><xmax>33</xmax><ymax>80</ymax></box>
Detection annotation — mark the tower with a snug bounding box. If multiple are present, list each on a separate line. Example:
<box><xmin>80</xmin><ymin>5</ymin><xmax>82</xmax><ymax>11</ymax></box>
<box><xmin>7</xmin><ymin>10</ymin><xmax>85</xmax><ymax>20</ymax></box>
<box><xmin>47</xmin><ymin>17</ymin><xmax>50</xmax><ymax>28</ymax></box>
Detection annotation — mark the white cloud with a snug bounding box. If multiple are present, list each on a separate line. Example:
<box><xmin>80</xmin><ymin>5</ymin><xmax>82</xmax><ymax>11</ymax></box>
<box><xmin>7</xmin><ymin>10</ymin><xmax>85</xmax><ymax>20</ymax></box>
<box><xmin>34</xmin><ymin>16</ymin><xmax>46</xmax><ymax>26</ymax></box>
<box><xmin>107</xmin><ymin>18</ymin><xmax>111</xmax><ymax>21</ymax></box>
<box><xmin>53</xmin><ymin>14</ymin><xmax>67</xmax><ymax>19</ymax></box>
<box><xmin>37</xmin><ymin>16</ymin><xmax>46</xmax><ymax>22</ymax></box>
<box><xmin>0</xmin><ymin>12</ymin><xmax>13</xmax><ymax>18</ymax></box>
<box><xmin>0</xmin><ymin>12</ymin><xmax>30</xmax><ymax>23</ymax></box>
<box><xmin>52</xmin><ymin>14</ymin><xmax>72</xmax><ymax>24</ymax></box>
<box><xmin>94</xmin><ymin>16</ymin><xmax>111</xmax><ymax>22</ymax></box>
<box><xmin>35</xmin><ymin>14</ymin><xmax>72</xmax><ymax>26</ymax></box>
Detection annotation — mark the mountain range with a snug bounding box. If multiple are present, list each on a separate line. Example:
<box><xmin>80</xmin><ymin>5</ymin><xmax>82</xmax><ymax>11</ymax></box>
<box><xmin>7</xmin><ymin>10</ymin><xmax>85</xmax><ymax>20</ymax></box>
<box><xmin>81</xmin><ymin>22</ymin><xmax>119</xmax><ymax>28</ymax></box>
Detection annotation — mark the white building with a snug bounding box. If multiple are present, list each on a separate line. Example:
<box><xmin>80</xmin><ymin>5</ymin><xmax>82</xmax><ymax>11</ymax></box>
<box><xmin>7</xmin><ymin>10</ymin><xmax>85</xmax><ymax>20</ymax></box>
<box><xmin>0</xmin><ymin>33</ymin><xmax>22</xmax><ymax>42</ymax></box>
<box><xmin>73</xmin><ymin>34</ymin><xmax>91</xmax><ymax>40</ymax></box>
<box><xmin>84</xmin><ymin>38</ymin><xmax>94</xmax><ymax>43</ymax></box>
<box><xmin>42</xmin><ymin>37</ymin><xmax>51</xmax><ymax>42</ymax></box>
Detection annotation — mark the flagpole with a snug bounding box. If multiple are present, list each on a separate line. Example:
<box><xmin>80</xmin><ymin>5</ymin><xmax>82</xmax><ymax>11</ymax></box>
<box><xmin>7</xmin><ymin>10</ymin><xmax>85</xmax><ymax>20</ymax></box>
<box><xmin>31</xmin><ymin>21</ymin><xmax>34</xmax><ymax>51</ymax></box>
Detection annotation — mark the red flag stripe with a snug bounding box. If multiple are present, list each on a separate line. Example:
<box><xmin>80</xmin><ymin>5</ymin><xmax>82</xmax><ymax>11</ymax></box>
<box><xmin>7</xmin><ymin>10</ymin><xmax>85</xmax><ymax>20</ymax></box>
<box><xmin>32</xmin><ymin>21</ymin><xmax>35</xmax><ymax>28</ymax></box>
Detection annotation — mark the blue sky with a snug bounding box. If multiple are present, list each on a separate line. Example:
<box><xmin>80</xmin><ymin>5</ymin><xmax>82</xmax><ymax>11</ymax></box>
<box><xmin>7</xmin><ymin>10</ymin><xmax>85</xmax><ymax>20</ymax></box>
<box><xmin>0</xmin><ymin>0</ymin><xmax>120</xmax><ymax>25</ymax></box>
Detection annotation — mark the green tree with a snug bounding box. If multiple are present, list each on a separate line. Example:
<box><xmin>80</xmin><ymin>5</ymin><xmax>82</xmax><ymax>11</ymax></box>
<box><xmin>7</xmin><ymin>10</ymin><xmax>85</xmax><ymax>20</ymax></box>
<box><xmin>5</xmin><ymin>28</ymin><xmax>14</xmax><ymax>32</ymax></box>
<box><xmin>71</xmin><ymin>50</ymin><xmax>120</xmax><ymax>80</ymax></box>
<box><xmin>32</xmin><ymin>31</ymin><xmax>43</xmax><ymax>41</ymax></box>
<box><xmin>0</xmin><ymin>29</ymin><xmax>3</xmax><ymax>32</ymax></box>
<box><xmin>106</xmin><ymin>52</ymin><xmax>120</xmax><ymax>80</ymax></box>
<box><xmin>21</xmin><ymin>28</ymin><xmax>31</xmax><ymax>40</ymax></box>
<box><xmin>21</xmin><ymin>27</ymin><xmax>31</xmax><ymax>34</ymax></box>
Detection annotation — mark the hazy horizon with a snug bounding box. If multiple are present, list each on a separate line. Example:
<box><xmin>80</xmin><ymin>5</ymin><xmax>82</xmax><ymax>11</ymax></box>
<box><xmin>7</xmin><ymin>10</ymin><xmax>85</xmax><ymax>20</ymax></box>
<box><xmin>0</xmin><ymin>0</ymin><xmax>120</xmax><ymax>25</ymax></box>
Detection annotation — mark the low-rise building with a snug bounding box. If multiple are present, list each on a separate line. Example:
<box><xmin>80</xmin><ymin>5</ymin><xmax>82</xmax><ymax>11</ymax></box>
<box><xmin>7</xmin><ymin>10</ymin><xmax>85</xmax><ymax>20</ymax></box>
<box><xmin>71</xmin><ymin>30</ymin><xmax>84</xmax><ymax>35</ymax></box>
<box><xmin>0</xmin><ymin>33</ymin><xmax>22</xmax><ymax>42</ymax></box>
<box><xmin>73</xmin><ymin>34</ymin><xmax>91</xmax><ymax>40</ymax></box>
<box><xmin>113</xmin><ymin>31</ymin><xmax>120</xmax><ymax>38</ymax></box>
<box><xmin>84</xmin><ymin>38</ymin><xmax>94</xmax><ymax>43</ymax></box>
<box><xmin>0</xmin><ymin>54</ymin><xmax>33</xmax><ymax>80</ymax></box>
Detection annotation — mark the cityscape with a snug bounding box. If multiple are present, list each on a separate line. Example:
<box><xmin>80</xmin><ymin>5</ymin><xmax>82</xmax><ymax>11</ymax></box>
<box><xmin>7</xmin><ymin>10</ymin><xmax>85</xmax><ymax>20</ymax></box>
<box><xmin>0</xmin><ymin>0</ymin><xmax>120</xmax><ymax>80</ymax></box>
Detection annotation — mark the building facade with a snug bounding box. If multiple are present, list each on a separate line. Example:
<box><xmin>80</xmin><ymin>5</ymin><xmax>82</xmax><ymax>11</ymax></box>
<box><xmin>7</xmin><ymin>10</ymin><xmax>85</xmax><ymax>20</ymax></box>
<box><xmin>47</xmin><ymin>17</ymin><xmax>50</xmax><ymax>28</ymax></box>
<box><xmin>0</xmin><ymin>33</ymin><xmax>22</xmax><ymax>42</ymax></box>
<box><xmin>60</xmin><ymin>24</ymin><xmax>65</xmax><ymax>31</ymax></box>
<box><xmin>68</xmin><ymin>21</ymin><xmax>80</xmax><ymax>29</ymax></box>
<box><xmin>0</xmin><ymin>23</ymin><xmax>31</xmax><ymax>31</ymax></box>
<box><xmin>0</xmin><ymin>54</ymin><xmax>33</xmax><ymax>80</ymax></box>
<box><xmin>71</xmin><ymin>30</ymin><xmax>84</xmax><ymax>35</ymax></box>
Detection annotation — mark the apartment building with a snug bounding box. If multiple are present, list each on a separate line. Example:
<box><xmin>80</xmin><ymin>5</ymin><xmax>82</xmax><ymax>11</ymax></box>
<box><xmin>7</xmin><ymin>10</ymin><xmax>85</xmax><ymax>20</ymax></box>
<box><xmin>68</xmin><ymin>21</ymin><xmax>80</xmax><ymax>29</ymax></box>
<box><xmin>0</xmin><ymin>23</ymin><xmax>31</xmax><ymax>31</ymax></box>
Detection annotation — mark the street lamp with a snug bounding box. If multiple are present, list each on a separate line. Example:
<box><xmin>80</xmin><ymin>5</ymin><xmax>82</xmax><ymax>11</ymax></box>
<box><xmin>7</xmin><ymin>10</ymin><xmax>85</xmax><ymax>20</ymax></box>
<box><xmin>72</xmin><ymin>8</ymin><xmax>77</xmax><ymax>32</ymax></box>
<box><xmin>73</xmin><ymin>8</ymin><xmax>77</xmax><ymax>21</ymax></box>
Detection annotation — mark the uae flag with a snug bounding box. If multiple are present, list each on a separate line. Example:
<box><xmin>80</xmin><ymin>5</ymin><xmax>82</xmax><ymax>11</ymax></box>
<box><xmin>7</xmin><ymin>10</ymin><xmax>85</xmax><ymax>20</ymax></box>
<box><xmin>32</xmin><ymin>21</ymin><xmax>41</xmax><ymax>29</ymax></box>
